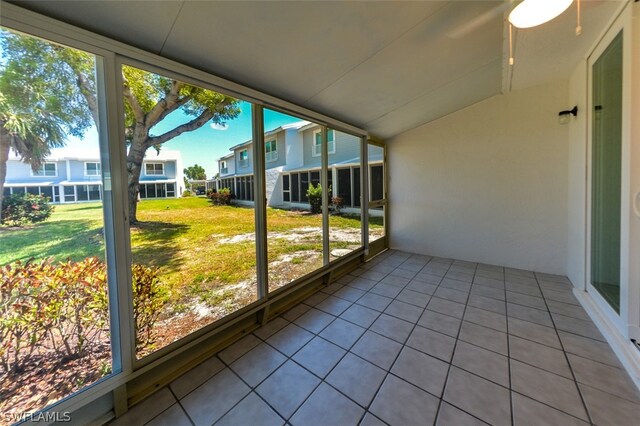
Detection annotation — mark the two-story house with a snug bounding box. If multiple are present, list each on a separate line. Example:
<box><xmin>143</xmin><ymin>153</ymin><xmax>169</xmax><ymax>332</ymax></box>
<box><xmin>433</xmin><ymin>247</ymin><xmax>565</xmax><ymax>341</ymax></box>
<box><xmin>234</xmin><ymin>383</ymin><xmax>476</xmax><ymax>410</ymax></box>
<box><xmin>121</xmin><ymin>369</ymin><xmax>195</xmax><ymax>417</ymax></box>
<box><xmin>3</xmin><ymin>149</ymin><xmax>185</xmax><ymax>203</ymax></box>
<box><xmin>216</xmin><ymin>122</ymin><xmax>384</xmax><ymax>210</ymax></box>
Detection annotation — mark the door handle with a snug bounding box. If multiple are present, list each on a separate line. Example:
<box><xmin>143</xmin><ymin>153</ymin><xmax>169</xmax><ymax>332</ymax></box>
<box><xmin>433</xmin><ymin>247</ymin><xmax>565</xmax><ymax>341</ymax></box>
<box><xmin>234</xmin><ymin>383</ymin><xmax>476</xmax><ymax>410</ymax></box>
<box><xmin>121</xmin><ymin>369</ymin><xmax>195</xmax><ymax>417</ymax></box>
<box><xmin>634</xmin><ymin>190</ymin><xmax>640</xmax><ymax>218</ymax></box>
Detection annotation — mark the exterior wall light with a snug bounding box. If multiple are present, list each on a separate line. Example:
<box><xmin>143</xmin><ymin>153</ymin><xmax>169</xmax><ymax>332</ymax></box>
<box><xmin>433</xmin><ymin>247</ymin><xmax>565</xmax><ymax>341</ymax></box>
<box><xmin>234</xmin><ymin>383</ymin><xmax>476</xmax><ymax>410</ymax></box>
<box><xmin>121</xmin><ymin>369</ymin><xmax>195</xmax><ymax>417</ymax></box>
<box><xmin>558</xmin><ymin>106</ymin><xmax>578</xmax><ymax>124</ymax></box>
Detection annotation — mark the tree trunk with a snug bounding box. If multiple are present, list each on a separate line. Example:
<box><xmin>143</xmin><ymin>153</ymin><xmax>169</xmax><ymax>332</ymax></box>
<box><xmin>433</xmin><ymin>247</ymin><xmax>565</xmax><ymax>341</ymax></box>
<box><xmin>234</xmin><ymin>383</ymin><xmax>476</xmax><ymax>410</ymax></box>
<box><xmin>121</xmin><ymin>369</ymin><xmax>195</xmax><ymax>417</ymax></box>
<box><xmin>127</xmin><ymin>140</ymin><xmax>146</xmax><ymax>225</ymax></box>
<box><xmin>0</xmin><ymin>129</ymin><xmax>11</xmax><ymax>222</ymax></box>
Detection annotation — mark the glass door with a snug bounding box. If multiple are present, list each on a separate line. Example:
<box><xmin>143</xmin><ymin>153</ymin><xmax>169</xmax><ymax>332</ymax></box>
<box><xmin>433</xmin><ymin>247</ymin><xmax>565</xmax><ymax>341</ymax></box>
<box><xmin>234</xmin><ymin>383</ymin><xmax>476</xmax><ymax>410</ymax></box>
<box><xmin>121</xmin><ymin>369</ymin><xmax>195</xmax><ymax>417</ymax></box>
<box><xmin>590</xmin><ymin>31</ymin><xmax>623</xmax><ymax>313</ymax></box>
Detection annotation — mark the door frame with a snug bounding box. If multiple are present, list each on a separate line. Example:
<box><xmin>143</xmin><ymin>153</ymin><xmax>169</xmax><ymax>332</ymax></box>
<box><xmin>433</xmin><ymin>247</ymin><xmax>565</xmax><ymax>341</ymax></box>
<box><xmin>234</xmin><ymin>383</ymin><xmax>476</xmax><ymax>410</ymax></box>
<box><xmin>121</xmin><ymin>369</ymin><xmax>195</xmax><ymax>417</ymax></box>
<box><xmin>585</xmin><ymin>4</ymin><xmax>635</xmax><ymax>338</ymax></box>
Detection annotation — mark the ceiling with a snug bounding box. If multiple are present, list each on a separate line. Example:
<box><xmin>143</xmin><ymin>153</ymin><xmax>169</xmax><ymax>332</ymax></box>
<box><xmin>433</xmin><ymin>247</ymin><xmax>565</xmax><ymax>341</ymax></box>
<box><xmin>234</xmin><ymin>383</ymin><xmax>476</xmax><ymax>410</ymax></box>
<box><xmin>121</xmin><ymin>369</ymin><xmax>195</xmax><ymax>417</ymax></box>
<box><xmin>6</xmin><ymin>1</ymin><xmax>622</xmax><ymax>139</ymax></box>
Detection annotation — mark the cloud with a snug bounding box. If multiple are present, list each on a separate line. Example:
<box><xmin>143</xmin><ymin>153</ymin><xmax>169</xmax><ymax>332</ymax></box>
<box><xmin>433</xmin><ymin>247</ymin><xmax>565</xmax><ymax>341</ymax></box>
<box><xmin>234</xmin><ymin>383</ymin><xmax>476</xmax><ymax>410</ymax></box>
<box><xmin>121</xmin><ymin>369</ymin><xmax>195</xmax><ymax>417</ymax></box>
<box><xmin>210</xmin><ymin>123</ymin><xmax>229</xmax><ymax>131</ymax></box>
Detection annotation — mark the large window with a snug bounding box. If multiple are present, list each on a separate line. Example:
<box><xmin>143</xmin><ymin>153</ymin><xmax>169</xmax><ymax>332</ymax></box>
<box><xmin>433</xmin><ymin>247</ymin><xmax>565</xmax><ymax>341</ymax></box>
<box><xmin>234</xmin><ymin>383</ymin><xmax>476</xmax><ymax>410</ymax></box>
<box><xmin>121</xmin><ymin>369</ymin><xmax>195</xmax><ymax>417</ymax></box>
<box><xmin>265</xmin><ymin>139</ymin><xmax>278</xmax><ymax>162</ymax></box>
<box><xmin>0</xmin><ymin>28</ymin><xmax>114</xmax><ymax>418</ymax></box>
<box><xmin>144</xmin><ymin>163</ymin><xmax>164</xmax><ymax>176</ymax></box>
<box><xmin>123</xmin><ymin>64</ymin><xmax>256</xmax><ymax>360</ymax></box>
<box><xmin>31</xmin><ymin>162</ymin><xmax>57</xmax><ymax>177</ymax></box>
<box><xmin>264</xmin><ymin>110</ymin><xmax>325</xmax><ymax>291</ymax></box>
<box><xmin>329</xmin><ymin>130</ymin><xmax>363</xmax><ymax>259</ymax></box>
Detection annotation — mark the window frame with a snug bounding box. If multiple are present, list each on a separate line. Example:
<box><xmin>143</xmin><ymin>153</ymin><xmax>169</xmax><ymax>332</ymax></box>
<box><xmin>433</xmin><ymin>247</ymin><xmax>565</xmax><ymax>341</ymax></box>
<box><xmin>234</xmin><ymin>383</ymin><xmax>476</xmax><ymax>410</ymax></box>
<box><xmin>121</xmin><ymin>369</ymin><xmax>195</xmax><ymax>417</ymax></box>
<box><xmin>144</xmin><ymin>162</ymin><xmax>165</xmax><ymax>176</ymax></box>
<box><xmin>265</xmin><ymin>139</ymin><xmax>278</xmax><ymax>162</ymax></box>
<box><xmin>0</xmin><ymin>3</ymin><xmax>376</xmax><ymax>420</ymax></box>
<box><xmin>238</xmin><ymin>149</ymin><xmax>249</xmax><ymax>168</ymax></box>
<box><xmin>312</xmin><ymin>129</ymin><xmax>335</xmax><ymax>157</ymax></box>
<box><xmin>84</xmin><ymin>161</ymin><xmax>102</xmax><ymax>176</ymax></box>
<box><xmin>31</xmin><ymin>162</ymin><xmax>58</xmax><ymax>177</ymax></box>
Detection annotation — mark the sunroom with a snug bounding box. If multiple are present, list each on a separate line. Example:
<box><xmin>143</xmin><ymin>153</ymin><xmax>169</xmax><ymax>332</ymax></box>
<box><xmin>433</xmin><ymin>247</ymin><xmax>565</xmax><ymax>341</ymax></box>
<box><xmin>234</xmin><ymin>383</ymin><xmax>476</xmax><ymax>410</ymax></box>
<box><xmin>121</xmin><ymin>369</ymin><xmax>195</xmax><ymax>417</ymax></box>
<box><xmin>0</xmin><ymin>1</ymin><xmax>639</xmax><ymax>425</ymax></box>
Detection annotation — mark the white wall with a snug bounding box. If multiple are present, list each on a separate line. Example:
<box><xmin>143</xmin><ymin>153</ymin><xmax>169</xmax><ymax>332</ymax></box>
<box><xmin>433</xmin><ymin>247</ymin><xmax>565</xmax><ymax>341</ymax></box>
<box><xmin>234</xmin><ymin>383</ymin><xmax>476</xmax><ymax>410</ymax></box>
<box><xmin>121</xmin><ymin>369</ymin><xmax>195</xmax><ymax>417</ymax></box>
<box><xmin>389</xmin><ymin>80</ymin><xmax>570</xmax><ymax>274</ymax></box>
<box><xmin>567</xmin><ymin>62</ymin><xmax>588</xmax><ymax>289</ymax></box>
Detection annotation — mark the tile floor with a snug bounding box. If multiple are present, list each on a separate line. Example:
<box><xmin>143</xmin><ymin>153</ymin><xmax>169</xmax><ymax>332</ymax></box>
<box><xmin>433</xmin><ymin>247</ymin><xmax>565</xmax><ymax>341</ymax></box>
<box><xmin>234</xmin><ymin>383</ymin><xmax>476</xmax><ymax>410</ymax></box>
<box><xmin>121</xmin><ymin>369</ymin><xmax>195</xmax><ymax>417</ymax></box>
<box><xmin>113</xmin><ymin>250</ymin><xmax>640</xmax><ymax>426</ymax></box>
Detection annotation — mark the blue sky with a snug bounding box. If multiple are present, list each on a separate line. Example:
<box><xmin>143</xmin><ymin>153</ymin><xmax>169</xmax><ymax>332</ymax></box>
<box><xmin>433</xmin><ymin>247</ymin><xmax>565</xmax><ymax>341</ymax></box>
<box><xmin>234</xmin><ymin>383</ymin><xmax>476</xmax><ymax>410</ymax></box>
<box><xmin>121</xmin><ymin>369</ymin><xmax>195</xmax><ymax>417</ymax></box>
<box><xmin>63</xmin><ymin>101</ymin><xmax>301</xmax><ymax>178</ymax></box>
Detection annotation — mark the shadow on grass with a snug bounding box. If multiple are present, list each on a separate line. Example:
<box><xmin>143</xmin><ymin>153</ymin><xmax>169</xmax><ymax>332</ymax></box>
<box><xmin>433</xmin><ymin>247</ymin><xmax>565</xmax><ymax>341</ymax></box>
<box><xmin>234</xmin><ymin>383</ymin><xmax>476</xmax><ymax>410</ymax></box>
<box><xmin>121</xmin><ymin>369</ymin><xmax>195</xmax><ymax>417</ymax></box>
<box><xmin>130</xmin><ymin>221</ymin><xmax>189</xmax><ymax>270</ymax></box>
<box><xmin>0</xmin><ymin>219</ymin><xmax>105</xmax><ymax>264</ymax></box>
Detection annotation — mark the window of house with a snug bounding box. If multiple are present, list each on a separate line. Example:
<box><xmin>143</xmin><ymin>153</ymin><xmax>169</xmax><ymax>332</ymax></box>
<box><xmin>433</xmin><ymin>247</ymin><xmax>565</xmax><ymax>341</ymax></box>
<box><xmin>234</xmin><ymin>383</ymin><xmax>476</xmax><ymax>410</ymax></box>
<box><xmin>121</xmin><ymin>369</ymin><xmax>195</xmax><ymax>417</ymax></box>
<box><xmin>291</xmin><ymin>172</ymin><xmax>300</xmax><ymax>202</ymax></box>
<box><xmin>239</xmin><ymin>149</ymin><xmax>249</xmax><ymax>168</ymax></box>
<box><xmin>282</xmin><ymin>174</ymin><xmax>290</xmax><ymax>202</ymax></box>
<box><xmin>300</xmin><ymin>172</ymin><xmax>309</xmax><ymax>202</ymax></box>
<box><xmin>337</xmin><ymin>168</ymin><xmax>352</xmax><ymax>207</ymax></box>
<box><xmin>265</xmin><ymin>140</ymin><xmax>278</xmax><ymax>162</ymax></box>
<box><xmin>166</xmin><ymin>183</ymin><xmax>176</xmax><ymax>197</ymax></box>
<box><xmin>85</xmin><ymin>162</ymin><xmax>101</xmax><ymax>176</ymax></box>
<box><xmin>32</xmin><ymin>162</ymin><xmax>57</xmax><ymax>177</ymax></box>
<box><xmin>312</xmin><ymin>129</ymin><xmax>335</xmax><ymax>157</ymax></box>
<box><xmin>145</xmin><ymin>163</ymin><xmax>164</xmax><ymax>176</ymax></box>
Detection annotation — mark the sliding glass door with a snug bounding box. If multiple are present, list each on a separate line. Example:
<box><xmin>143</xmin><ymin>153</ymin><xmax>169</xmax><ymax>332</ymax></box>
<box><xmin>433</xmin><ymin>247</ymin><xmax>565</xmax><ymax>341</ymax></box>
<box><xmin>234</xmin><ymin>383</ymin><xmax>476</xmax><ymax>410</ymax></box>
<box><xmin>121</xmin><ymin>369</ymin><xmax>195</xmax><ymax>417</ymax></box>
<box><xmin>590</xmin><ymin>31</ymin><xmax>623</xmax><ymax>313</ymax></box>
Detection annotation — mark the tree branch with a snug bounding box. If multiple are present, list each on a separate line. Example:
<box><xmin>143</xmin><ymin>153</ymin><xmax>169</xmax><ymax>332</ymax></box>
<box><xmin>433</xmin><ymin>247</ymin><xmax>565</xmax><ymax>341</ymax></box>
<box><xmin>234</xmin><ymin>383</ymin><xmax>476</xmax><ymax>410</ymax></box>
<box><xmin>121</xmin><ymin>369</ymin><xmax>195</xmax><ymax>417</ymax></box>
<box><xmin>145</xmin><ymin>80</ymin><xmax>185</xmax><ymax>128</ymax></box>
<box><xmin>146</xmin><ymin>109</ymin><xmax>215</xmax><ymax>147</ymax></box>
<box><xmin>74</xmin><ymin>71</ymin><xmax>99</xmax><ymax>129</ymax></box>
<box><xmin>122</xmin><ymin>81</ymin><xmax>145</xmax><ymax>124</ymax></box>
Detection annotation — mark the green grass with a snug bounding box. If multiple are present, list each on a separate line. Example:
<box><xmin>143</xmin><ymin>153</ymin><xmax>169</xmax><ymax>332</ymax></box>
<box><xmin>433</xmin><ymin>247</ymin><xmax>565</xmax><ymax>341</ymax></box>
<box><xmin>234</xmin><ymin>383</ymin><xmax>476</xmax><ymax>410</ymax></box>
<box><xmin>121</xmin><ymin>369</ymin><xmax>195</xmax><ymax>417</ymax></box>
<box><xmin>0</xmin><ymin>197</ymin><xmax>383</xmax><ymax>296</ymax></box>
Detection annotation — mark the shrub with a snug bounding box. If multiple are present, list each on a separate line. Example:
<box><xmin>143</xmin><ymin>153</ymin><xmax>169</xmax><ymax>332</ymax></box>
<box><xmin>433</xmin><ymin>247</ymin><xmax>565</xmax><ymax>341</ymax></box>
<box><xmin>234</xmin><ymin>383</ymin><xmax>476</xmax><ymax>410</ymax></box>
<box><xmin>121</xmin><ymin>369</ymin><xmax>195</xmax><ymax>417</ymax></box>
<box><xmin>0</xmin><ymin>260</ymin><xmax>52</xmax><ymax>373</ymax></box>
<box><xmin>182</xmin><ymin>189</ymin><xmax>192</xmax><ymax>197</ymax></box>
<box><xmin>331</xmin><ymin>196</ymin><xmax>344</xmax><ymax>215</ymax></box>
<box><xmin>131</xmin><ymin>264</ymin><xmax>166</xmax><ymax>352</ymax></box>
<box><xmin>43</xmin><ymin>257</ymin><xmax>109</xmax><ymax>359</ymax></box>
<box><xmin>209</xmin><ymin>187</ymin><xmax>233</xmax><ymax>206</ymax></box>
<box><xmin>0</xmin><ymin>258</ymin><xmax>165</xmax><ymax>373</ymax></box>
<box><xmin>307</xmin><ymin>183</ymin><xmax>323</xmax><ymax>214</ymax></box>
<box><xmin>1</xmin><ymin>193</ymin><xmax>54</xmax><ymax>226</ymax></box>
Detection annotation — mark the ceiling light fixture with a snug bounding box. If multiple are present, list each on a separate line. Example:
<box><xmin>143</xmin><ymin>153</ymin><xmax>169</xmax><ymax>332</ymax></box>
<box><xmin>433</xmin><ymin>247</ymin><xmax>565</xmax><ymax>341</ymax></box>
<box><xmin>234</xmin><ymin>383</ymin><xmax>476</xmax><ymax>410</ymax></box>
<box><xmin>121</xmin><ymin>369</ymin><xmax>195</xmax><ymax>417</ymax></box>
<box><xmin>509</xmin><ymin>0</ymin><xmax>573</xmax><ymax>29</ymax></box>
<box><xmin>507</xmin><ymin>0</ymin><xmax>581</xmax><ymax>67</ymax></box>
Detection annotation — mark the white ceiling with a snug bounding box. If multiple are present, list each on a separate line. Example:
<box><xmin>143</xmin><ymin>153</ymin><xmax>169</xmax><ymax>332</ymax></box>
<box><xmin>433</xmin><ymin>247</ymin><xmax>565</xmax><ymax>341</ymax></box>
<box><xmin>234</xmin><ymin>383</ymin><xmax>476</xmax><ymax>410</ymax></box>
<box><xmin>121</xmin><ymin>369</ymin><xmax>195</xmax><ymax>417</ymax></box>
<box><xmin>7</xmin><ymin>0</ymin><xmax>622</xmax><ymax>139</ymax></box>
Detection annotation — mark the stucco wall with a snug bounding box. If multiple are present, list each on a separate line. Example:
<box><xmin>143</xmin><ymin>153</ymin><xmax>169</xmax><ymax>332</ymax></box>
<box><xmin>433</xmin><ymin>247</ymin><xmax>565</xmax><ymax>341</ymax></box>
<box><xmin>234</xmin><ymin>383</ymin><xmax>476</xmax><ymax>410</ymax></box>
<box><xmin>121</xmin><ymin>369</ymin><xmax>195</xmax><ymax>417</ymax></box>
<box><xmin>388</xmin><ymin>80</ymin><xmax>570</xmax><ymax>274</ymax></box>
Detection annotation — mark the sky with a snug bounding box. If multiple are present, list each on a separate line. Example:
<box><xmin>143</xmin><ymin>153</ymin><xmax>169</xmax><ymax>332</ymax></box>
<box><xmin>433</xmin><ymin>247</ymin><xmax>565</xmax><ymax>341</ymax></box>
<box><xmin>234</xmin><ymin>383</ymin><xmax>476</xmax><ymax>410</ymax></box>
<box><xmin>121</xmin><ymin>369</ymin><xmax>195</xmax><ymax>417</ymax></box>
<box><xmin>60</xmin><ymin>101</ymin><xmax>302</xmax><ymax>179</ymax></box>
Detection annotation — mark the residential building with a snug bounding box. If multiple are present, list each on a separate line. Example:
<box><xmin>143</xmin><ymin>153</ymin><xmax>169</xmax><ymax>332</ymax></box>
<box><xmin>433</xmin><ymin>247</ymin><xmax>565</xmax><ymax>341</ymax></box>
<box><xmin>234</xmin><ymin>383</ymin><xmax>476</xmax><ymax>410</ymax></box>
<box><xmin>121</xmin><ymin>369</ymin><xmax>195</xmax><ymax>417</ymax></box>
<box><xmin>216</xmin><ymin>122</ymin><xmax>385</xmax><ymax>209</ymax></box>
<box><xmin>3</xmin><ymin>149</ymin><xmax>185</xmax><ymax>202</ymax></box>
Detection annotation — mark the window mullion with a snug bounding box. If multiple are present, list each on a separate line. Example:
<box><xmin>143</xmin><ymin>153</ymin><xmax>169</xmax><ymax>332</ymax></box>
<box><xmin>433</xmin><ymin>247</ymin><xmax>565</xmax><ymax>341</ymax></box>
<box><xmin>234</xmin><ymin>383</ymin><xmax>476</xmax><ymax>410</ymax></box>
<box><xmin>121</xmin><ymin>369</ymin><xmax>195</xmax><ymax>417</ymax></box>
<box><xmin>252</xmin><ymin>105</ymin><xmax>268</xmax><ymax>299</ymax></box>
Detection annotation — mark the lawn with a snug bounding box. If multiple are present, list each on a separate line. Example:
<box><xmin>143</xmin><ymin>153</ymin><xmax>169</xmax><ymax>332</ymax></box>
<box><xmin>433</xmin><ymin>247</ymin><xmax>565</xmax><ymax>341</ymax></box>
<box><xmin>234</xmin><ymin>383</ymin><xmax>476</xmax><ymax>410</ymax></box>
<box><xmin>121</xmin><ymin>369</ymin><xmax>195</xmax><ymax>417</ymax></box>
<box><xmin>0</xmin><ymin>197</ymin><xmax>383</xmax><ymax>350</ymax></box>
<box><xmin>0</xmin><ymin>196</ymin><xmax>383</xmax><ymax>416</ymax></box>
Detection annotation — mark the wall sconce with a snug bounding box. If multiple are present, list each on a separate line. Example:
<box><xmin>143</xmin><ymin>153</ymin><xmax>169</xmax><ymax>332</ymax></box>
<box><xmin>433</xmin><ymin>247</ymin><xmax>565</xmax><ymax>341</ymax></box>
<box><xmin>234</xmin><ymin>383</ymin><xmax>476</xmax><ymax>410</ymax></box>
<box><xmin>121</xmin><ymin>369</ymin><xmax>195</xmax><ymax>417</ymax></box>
<box><xmin>558</xmin><ymin>106</ymin><xmax>578</xmax><ymax>124</ymax></box>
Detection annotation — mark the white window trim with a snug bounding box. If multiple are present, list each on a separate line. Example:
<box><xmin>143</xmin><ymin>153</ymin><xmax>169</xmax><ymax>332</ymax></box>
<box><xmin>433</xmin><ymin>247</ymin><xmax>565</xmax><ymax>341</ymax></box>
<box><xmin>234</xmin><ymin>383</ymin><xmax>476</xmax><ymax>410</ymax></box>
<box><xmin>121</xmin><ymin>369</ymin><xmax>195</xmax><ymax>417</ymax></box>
<box><xmin>312</xmin><ymin>129</ymin><xmax>336</xmax><ymax>157</ymax></box>
<box><xmin>238</xmin><ymin>149</ymin><xmax>249</xmax><ymax>168</ymax></box>
<box><xmin>144</xmin><ymin>162</ymin><xmax>165</xmax><ymax>176</ymax></box>
<box><xmin>265</xmin><ymin>140</ymin><xmax>278</xmax><ymax>162</ymax></box>
<box><xmin>30</xmin><ymin>162</ymin><xmax>58</xmax><ymax>177</ymax></box>
<box><xmin>84</xmin><ymin>162</ymin><xmax>101</xmax><ymax>177</ymax></box>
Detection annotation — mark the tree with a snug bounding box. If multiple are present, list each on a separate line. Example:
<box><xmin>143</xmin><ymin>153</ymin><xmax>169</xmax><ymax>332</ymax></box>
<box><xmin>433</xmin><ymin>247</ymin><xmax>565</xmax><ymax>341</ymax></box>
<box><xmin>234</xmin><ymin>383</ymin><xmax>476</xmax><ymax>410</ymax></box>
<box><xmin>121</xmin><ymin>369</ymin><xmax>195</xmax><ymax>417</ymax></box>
<box><xmin>121</xmin><ymin>66</ymin><xmax>239</xmax><ymax>223</ymax></box>
<box><xmin>184</xmin><ymin>164</ymin><xmax>207</xmax><ymax>181</ymax></box>
<box><xmin>0</xmin><ymin>31</ymin><xmax>95</xmax><ymax>220</ymax></box>
<box><xmin>0</xmin><ymin>30</ymin><xmax>241</xmax><ymax>224</ymax></box>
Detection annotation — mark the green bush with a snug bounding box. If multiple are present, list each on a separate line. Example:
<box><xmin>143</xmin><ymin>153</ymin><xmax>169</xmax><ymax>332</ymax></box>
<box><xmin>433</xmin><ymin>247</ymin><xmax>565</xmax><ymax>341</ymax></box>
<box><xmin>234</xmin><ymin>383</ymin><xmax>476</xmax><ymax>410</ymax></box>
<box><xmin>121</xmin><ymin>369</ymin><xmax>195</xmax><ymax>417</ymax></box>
<box><xmin>307</xmin><ymin>183</ymin><xmax>323</xmax><ymax>214</ymax></box>
<box><xmin>182</xmin><ymin>189</ymin><xmax>192</xmax><ymax>197</ymax></box>
<box><xmin>1</xmin><ymin>193</ymin><xmax>54</xmax><ymax>226</ymax></box>
<box><xmin>209</xmin><ymin>187</ymin><xmax>233</xmax><ymax>206</ymax></box>
<box><xmin>0</xmin><ymin>257</ymin><xmax>165</xmax><ymax>374</ymax></box>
